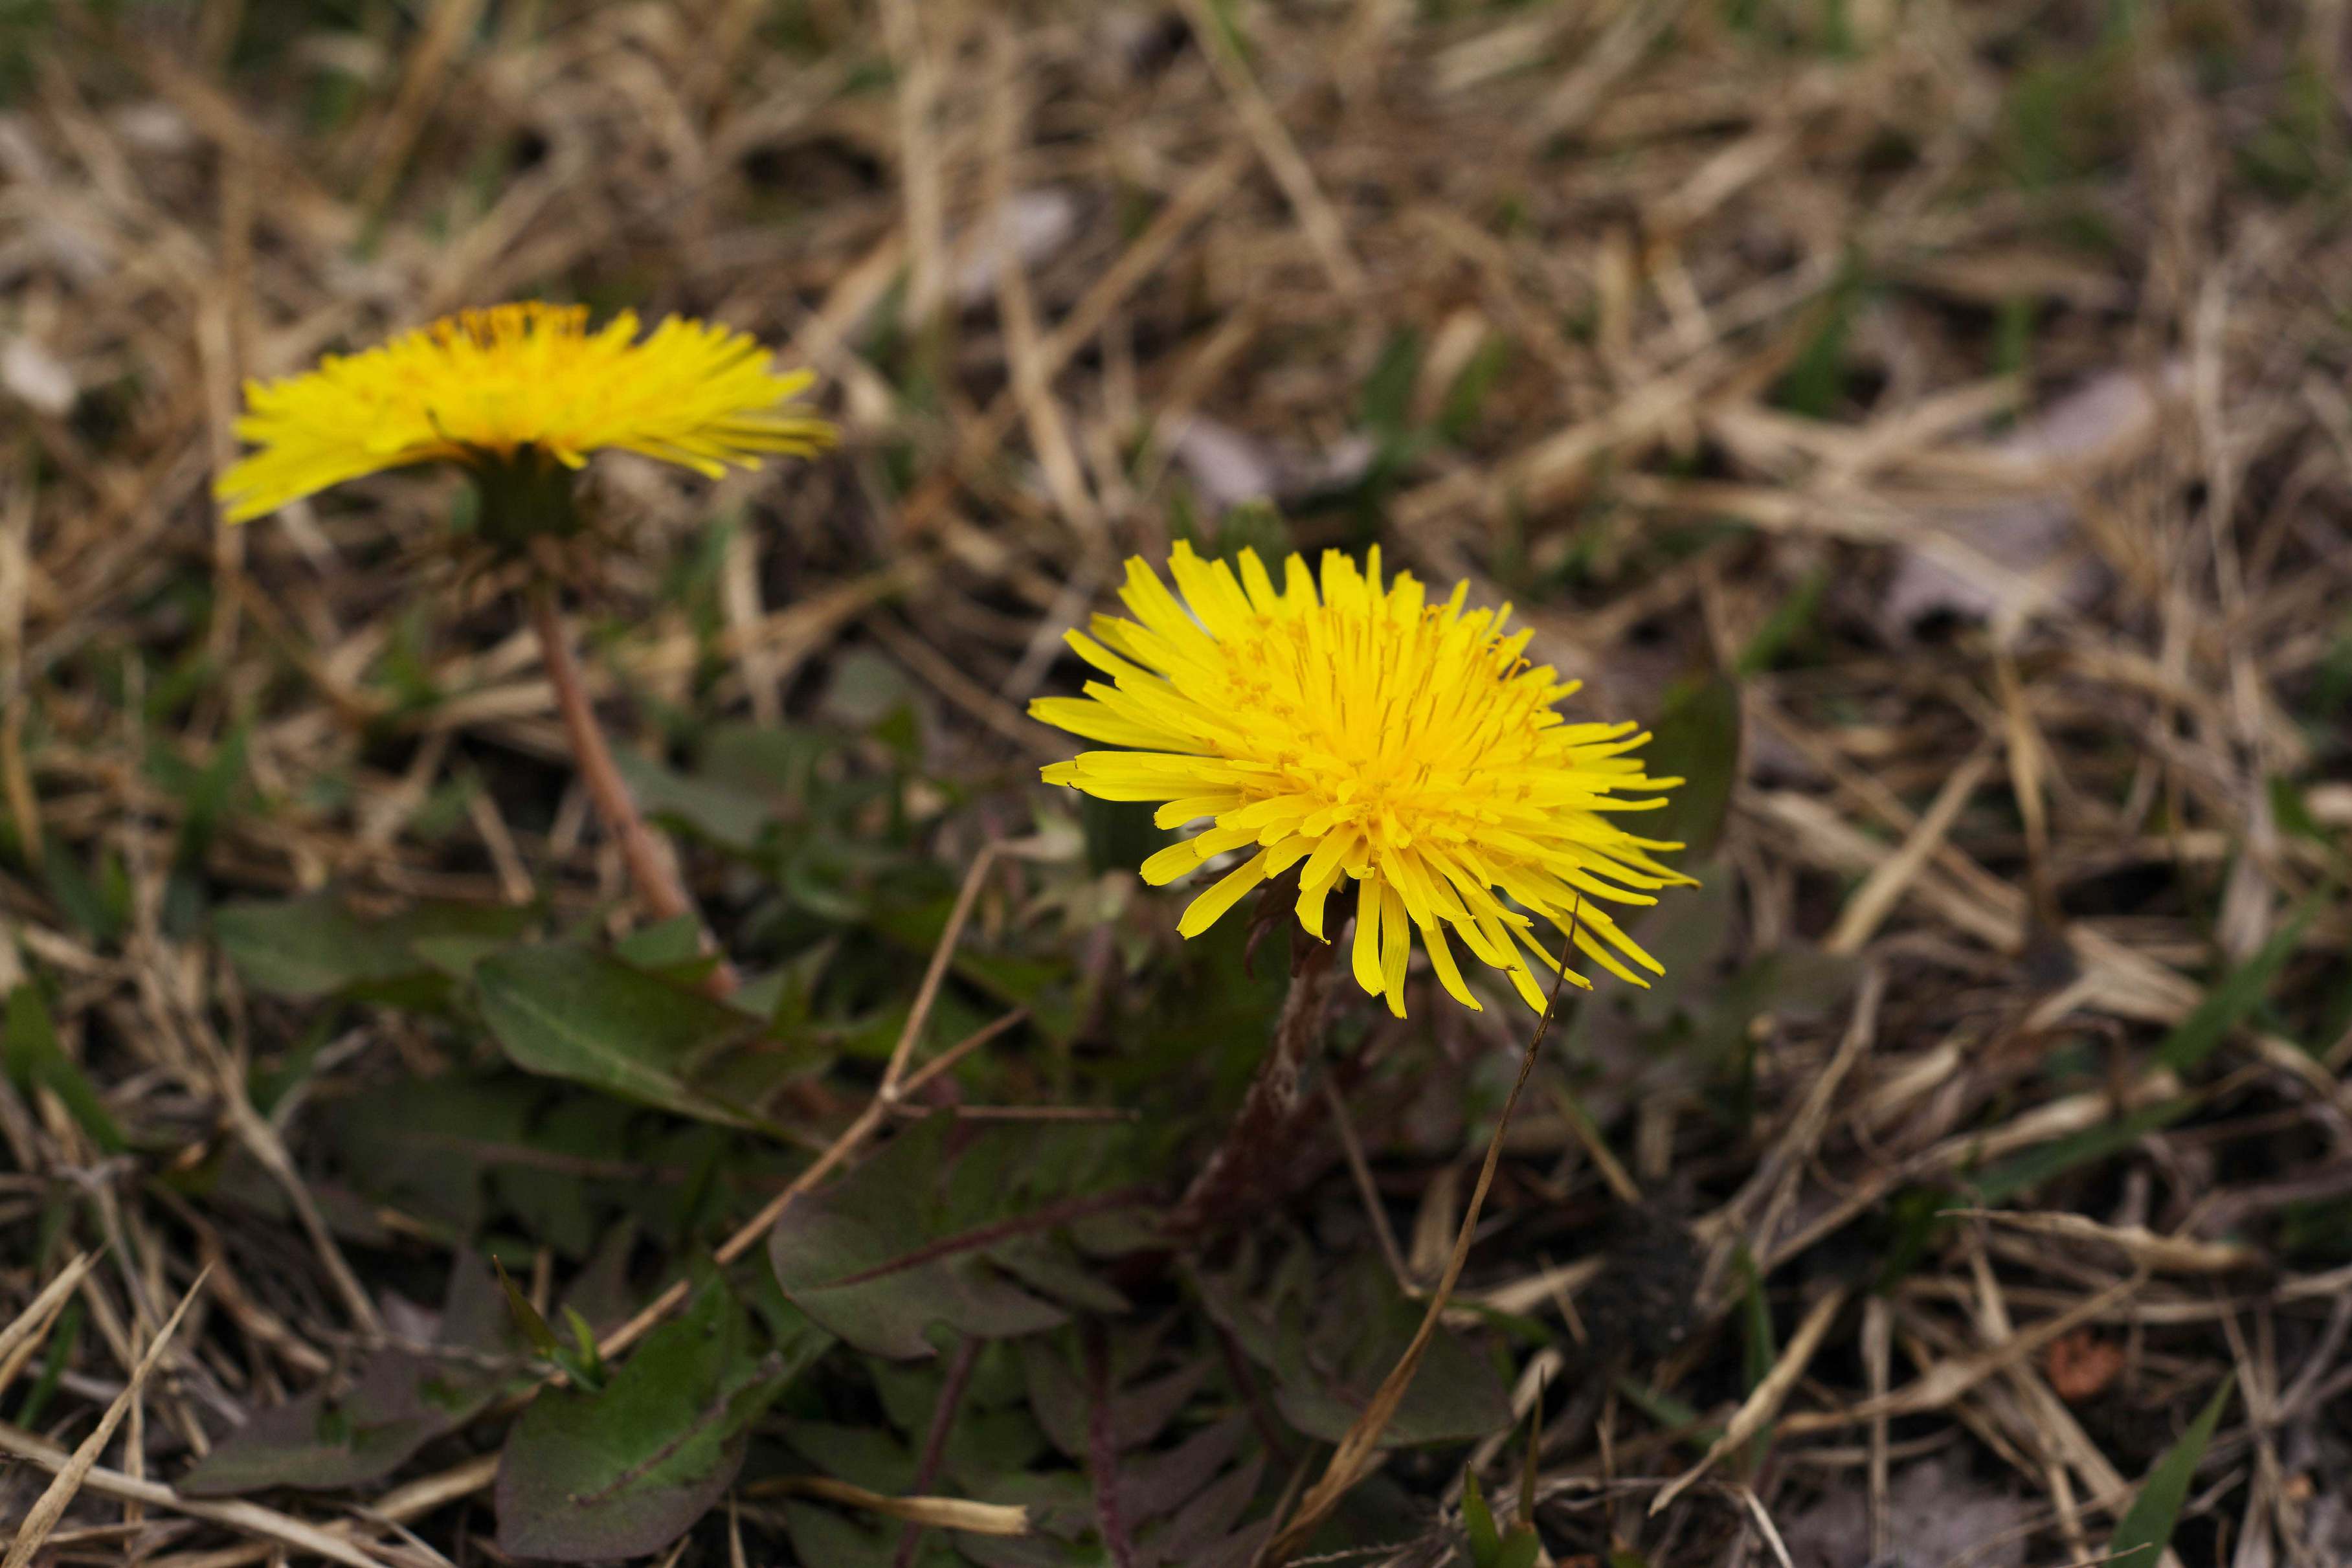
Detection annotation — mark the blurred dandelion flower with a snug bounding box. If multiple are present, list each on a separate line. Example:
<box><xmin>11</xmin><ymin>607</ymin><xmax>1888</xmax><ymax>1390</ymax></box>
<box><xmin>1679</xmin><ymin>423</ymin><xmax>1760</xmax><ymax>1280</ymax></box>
<box><xmin>1033</xmin><ymin>543</ymin><xmax>1693</xmax><ymax>1016</ymax></box>
<box><xmin>215</xmin><ymin>302</ymin><xmax>834</xmax><ymax>523</ymax></box>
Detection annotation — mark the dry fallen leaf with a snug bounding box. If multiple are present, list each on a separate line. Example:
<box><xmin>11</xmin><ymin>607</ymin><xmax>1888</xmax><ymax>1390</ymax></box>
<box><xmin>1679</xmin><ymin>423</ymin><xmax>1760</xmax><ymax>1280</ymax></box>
<box><xmin>1780</xmin><ymin>1458</ymin><xmax>2029</xmax><ymax>1568</ymax></box>
<box><xmin>2044</xmin><ymin>1328</ymin><xmax>2127</xmax><ymax>1402</ymax></box>
<box><xmin>1</xmin><ymin>337</ymin><xmax>76</xmax><ymax>415</ymax></box>
<box><xmin>954</xmin><ymin>187</ymin><xmax>1084</xmax><ymax>308</ymax></box>
<box><xmin>1164</xmin><ymin>414</ymin><xmax>1376</xmax><ymax>513</ymax></box>
<box><xmin>1885</xmin><ymin>364</ymin><xmax>2187</xmax><ymax>627</ymax></box>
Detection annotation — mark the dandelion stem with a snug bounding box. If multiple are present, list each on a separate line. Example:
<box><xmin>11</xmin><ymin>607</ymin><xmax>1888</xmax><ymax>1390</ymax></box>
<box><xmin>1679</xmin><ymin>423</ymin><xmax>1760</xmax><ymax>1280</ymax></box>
<box><xmin>525</xmin><ymin>579</ymin><xmax>739</xmax><ymax>994</ymax></box>
<box><xmin>1173</xmin><ymin>932</ymin><xmax>1338</xmax><ymax>1235</ymax></box>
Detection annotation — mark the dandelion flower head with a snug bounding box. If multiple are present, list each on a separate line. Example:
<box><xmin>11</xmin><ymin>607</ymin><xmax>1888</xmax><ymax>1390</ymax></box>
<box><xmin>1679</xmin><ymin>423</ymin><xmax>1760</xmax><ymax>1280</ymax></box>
<box><xmin>1033</xmin><ymin>543</ymin><xmax>1694</xmax><ymax>1016</ymax></box>
<box><xmin>216</xmin><ymin>302</ymin><xmax>834</xmax><ymax>522</ymax></box>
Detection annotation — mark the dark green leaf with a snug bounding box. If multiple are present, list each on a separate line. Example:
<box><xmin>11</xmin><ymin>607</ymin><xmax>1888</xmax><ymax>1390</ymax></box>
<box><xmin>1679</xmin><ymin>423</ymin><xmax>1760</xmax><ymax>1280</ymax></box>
<box><xmin>1739</xmin><ymin>1251</ymin><xmax>1775</xmax><ymax>1391</ymax></box>
<box><xmin>1968</xmin><ymin>1099</ymin><xmax>2194</xmax><ymax>1205</ymax></box>
<box><xmin>13</xmin><ymin>1297</ymin><xmax>80</xmax><ymax>1429</ymax></box>
<box><xmin>1141</xmin><ymin>1453</ymin><xmax>1265</xmax><ymax>1568</ymax></box>
<box><xmin>1734</xmin><ymin>564</ymin><xmax>1829</xmax><ymax>678</ymax></box>
<box><xmin>1082</xmin><ymin>795</ymin><xmax>1170</xmax><ymax>880</ymax></box>
<box><xmin>40</xmin><ymin>840</ymin><xmax>125</xmax><ymax>945</ymax></box>
<box><xmin>2107</xmin><ymin>1376</ymin><xmax>2234</xmax><ymax>1563</ymax></box>
<box><xmin>214</xmin><ymin>893</ymin><xmax>530</xmax><ymax>1000</ymax></box>
<box><xmin>475</xmin><ymin>945</ymin><xmax>768</xmax><ymax>1129</ymax></box>
<box><xmin>1359</xmin><ymin>328</ymin><xmax>1422</xmax><ymax>436</ymax></box>
<box><xmin>5</xmin><ymin>985</ymin><xmax>125</xmax><ymax>1153</ymax></box>
<box><xmin>768</xmin><ymin>1118</ymin><xmax>1134</xmax><ymax>1359</ymax></box>
<box><xmin>493</xmin><ymin>1258</ymin><xmax>563</xmax><ymax>1361</ymax></box>
<box><xmin>613</xmin><ymin>913</ymin><xmax>704</xmax><ymax>967</ymax></box>
<box><xmin>783</xmin><ymin>1502</ymin><xmax>961</xmax><ymax>1568</ymax></box>
<box><xmin>181</xmin><ymin>1259</ymin><xmax>525</xmax><ymax>1495</ymax></box>
<box><xmin>1437</xmin><ymin>336</ymin><xmax>1510</xmax><ymax>444</ymax></box>
<box><xmin>326</xmin><ymin>1075</ymin><xmax>546</xmax><ymax>1240</ymax></box>
<box><xmin>1611</xmin><ymin>1376</ymin><xmax>1717</xmax><ymax>1452</ymax></box>
<box><xmin>1639</xmin><ymin>675</ymin><xmax>1740</xmax><ymax>862</ymax></box>
<box><xmin>699</xmin><ymin>722</ymin><xmax>828</xmax><ymax>805</ymax></box>
<box><xmin>1775</xmin><ymin>257</ymin><xmax>1866</xmax><ymax>418</ymax></box>
<box><xmin>1202</xmin><ymin>1253</ymin><xmax>1510</xmax><ymax>1448</ymax></box>
<box><xmin>1462</xmin><ymin>1473</ymin><xmax>1501</xmax><ymax>1564</ymax></box>
<box><xmin>169</xmin><ymin>719</ymin><xmax>250</xmax><ymax>866</ymax></box>
<box><xmin>1018</xmin><ymin>1340</ymin><xmax>1209</xmax><ymax>1462</ymax></box>
<box><xmin>822</xmin><ymin>648</ymin><xmax>921</xmax><ymax>730</ymax></box>
<box><xmin>1497</xmin><ymin>1532</ymin><xmax>1541</xmax><ymax>1568</ymax></box>
<box><xmin>612</xmin><ymin>750</ymin><xmax>773</xmax><ymax>853</ymax></box>
<box><xmin>495</xmin><ymin>1271</ymin><xmax>824</xmax><ymax>1560</ymax></box>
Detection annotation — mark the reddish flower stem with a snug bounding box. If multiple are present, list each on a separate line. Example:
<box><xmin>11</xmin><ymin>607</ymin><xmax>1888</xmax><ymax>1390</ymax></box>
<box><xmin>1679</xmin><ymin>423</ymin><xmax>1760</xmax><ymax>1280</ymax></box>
<box><xmin>1172</xmin><ymin>934</ymin><xmax>1337</xmax><ymax>1235</ymax></box>
<box><xmin>893</xmin><ymin>1334</ymin><xmax>981</xmax><ymax>1568</ymax></box>
<box><xmin>1084</xmin><ymin>1323</ymin><xmax>1139</xmax><ymax>1568</ymax></box>
<box><xmin>526</xmin><ymin>580</ymin><xmax>739</xmax><ymax>994</ymax></box>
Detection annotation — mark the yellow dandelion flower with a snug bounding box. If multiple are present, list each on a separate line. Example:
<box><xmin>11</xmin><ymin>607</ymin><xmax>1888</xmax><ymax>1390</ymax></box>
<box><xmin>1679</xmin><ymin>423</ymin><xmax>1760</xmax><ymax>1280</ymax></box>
<box><xmin>214</xmin><ymin>302</ymin><xmax>835</xmax><ymax>524</ymax></box>
<box><xmin>1031</xmin><ymin>543</ymin><xmax>1694</xmax><ymax>1017</ymax></box>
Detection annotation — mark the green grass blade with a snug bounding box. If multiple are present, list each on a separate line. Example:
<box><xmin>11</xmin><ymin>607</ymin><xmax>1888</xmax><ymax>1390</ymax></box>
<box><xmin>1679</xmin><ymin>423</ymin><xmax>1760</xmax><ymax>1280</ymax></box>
<box><xmin>2108</xmin><ymin>1375</ymin><xmax>2234</xmax><ymax>1563</ymax></box>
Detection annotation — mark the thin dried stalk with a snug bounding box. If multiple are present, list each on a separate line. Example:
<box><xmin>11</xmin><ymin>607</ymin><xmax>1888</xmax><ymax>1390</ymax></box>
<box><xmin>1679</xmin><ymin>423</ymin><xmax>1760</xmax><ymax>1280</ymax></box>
<box><xmin>1260</xmin><ymin>923</ymin><xmax>1580</xmax><ymax>1565</ymax></box>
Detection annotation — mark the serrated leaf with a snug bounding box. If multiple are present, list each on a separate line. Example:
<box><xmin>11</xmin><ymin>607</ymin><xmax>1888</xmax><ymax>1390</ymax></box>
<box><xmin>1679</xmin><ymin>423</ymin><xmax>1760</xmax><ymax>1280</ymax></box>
<box><xmin>181</xmin><ymin>1259</ymin><xmax>524</xmax><ymax>1495</ymax></box>
<box><xmin>475</xmin><ymin>944</ymin><xmax>768</xmax><ymax>1129</ymax></box>
<box><xmin>768</xmin><ymin>1118</ymin><xmax>1137</xmax><ymax>1359</ymax></box>
<box><xmin>495</xmin><ymin>1270</ymin><xmax>825</xmax><ymax>1560</ymax></box>
<box><xmin>1019</xmin><ymin>1341</ymin><xmax>1209</xmax><ymax>1462</ymax></box>
<box><xmin>1140</xmin><ymin>1454</ymin><xmax>1264</xmax><ymax>1568</ymax></box>
<box><xmin>1200</xmin><ymin>1253</ymin><xmax>1510</xmax><ymax>1449</ymax></box>
<box><xmin>326</xmin><ymin>1074</ymin><xmax>553</xmax><ymax>1240</ymax></box>
<box><xmin>782</xmin><ymin>1501</ymin><xmax>964</xmax><ymax>1568</ymax></box>
<box><xmin>2107</xmin><ymin>1375</ymin><xmax>2234</xmax><ymax>1563</ymax></box>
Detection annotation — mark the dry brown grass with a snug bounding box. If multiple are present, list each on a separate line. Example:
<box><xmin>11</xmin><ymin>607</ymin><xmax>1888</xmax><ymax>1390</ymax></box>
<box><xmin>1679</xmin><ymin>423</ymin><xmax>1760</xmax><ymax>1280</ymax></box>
<box><xmin>3</xmin><ymin>0</ymin><xmax>2351</xmax><ymax>1563</ymax></box>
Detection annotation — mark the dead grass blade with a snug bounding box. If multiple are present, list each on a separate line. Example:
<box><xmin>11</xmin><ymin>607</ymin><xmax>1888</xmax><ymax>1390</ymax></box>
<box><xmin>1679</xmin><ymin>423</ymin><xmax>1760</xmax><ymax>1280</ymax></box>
<box><xmin>0</xmin><ymin>1252</ymin><xmax>96</xmax><ymax>1374</ymax></box>
<box><xmin>5</xmin><ymin>1264</ymin><xmax>209</xmax><ymax>1568</ymax></box>
<box><xmin>1651</xmin><ymin>1283</ymin><xmax>1852</xmax><ymax>1514</ymax></box>
<box><xmin>1259</xmin><ymin>923</ymin><xmax>1581</xmax><ymax>1566</ymax></box>
<box><xmin>0</xmin><ymin>1422</ymin><xmax>392</xmax><ymax>1568</ymax></box>
<box><xmin>757</xmin><ymin>1477</ymin><xmax>1031</xmax><ymax>1538</ymax></box>
<box><xmin>1942</xmin><ymin>1211</ymin><xmax>2263</xmax><ymax>1275</ymax></box>
<box><xmin>1824</xmin><ymin>748</ymin><xmax>1997</xmax><ymax>955</ymax></box>
<box><xmin>1172</xmin><ymin>0</ymin><xmax>1365</xmax><ymax>298</ymax></box>
<box><xmin>1782</xmin><ymin>1272</ymin><xmax>2147</xmax><ymax>1433</ymax></box>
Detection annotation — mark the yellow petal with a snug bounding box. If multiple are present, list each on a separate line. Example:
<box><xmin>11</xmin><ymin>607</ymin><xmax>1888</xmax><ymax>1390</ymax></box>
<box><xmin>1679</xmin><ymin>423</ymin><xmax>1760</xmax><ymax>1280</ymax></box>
<box><xmin>1140</xmin><ymin>841</ymin><xmax>1203</xmax><ymax>886</ymax></box>
<box><xmin>1176</xmin><ymin>849</ymin><xmax>1272</xmax><ymax>939</ymax></box>
<box><xmin>1351</xmin><ymin>875</ymin><xmax>1384</xmax><ymax>999</ymax></box>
